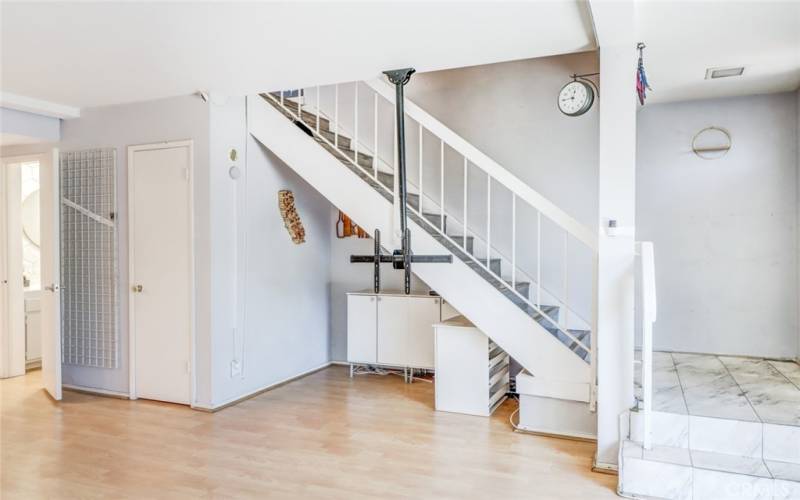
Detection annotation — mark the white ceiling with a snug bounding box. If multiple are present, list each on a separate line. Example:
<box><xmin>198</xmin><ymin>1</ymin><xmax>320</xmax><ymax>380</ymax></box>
<box><xmin>0</xmin><ymin>1</ymin><xmax>595</xmax><ymax>112</ymax></box>
<box><xmin>635</xmin><ymin>1</ymin><xmax>800</xmax><ymax>104</ymax></box>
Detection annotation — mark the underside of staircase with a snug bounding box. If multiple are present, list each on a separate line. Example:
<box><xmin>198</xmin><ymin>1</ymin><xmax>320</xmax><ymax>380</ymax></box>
<box><xmin>248</xmin><ymin>90</ymin><xmax>593</xmax><ymax>396</ymax></box>
<box><xmin>263</xmin><ymin>93</ymin><xmax>592</xmax><ymax>362</ymax></box>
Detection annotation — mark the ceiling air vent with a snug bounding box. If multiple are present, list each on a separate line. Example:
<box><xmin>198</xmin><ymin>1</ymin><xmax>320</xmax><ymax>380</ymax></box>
<box><xmin>705</xmin><ymin>67</ymin><xmax>745</xmax><ymax>79</ymax></box>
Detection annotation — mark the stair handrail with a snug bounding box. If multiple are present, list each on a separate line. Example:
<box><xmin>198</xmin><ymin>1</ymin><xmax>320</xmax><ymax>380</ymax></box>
<box><xmin>365</xmin><ymin>78</ymin><xmax>598</xmax><ymax>252</ymax></box>
<box><xmin>636</xmin><ymin>241</ymin><xmax>657</xmax><ymax>450</ymax></box>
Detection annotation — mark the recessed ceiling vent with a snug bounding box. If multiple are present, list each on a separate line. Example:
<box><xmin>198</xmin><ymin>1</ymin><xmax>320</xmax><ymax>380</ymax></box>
<box><xmin>705</xmin><ymin>67</ymin><xmax>745</xmax><ymax>80</ymax></box>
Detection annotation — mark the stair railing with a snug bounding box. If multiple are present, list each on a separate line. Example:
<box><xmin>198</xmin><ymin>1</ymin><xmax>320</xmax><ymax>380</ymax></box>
<box><xmin>264</xmin><ymin>81</ymin><xmax>599</xmax><ymax>369</ymax></box>
<box><xmin>636</xmin><ymin>241</ymin><xmax>657</xmax><ymax>450</ymax></box>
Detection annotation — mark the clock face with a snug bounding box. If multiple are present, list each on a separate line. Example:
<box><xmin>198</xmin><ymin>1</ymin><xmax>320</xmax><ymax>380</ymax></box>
<box><xmin>558</xmin><ymin>80</ymin><xmax>594</xmax><ymax>116</ymax></box>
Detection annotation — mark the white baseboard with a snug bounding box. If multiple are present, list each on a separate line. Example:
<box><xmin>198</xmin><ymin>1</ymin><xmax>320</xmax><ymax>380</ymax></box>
<box><xmin>592</xmin><ymin>458</ymin><xmax>619</xmax><ymax>475</ymax></box>
<box><xmin>199</xmin><ymin>361</ymin><xmax>334</xmax><ymax>412</ymax></box>
<box><xmin>62</xmin><ymin>384</ymin><xmax>130</xmax><ymax>399</ymax></box>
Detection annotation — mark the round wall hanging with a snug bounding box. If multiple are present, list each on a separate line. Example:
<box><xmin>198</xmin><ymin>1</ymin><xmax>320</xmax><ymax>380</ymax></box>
<box><xmin>692</xmin><ymin>127</ymin><xmax>731</xmax><ymax>160</ymax></box>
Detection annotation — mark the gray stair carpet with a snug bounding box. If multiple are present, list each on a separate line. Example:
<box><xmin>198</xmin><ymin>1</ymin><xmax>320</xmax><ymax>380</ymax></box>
<box><xmin>263</xmin><ymin>93</ymin><xmax>590</xmax><ymax>363</ymax></box>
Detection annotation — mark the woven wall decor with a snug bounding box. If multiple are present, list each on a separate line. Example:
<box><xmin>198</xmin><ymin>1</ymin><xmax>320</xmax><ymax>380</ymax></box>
<box><xmin>278</xmin><ymin>190</ymin><xmax>306</xmax><ymax>244</ymax></box>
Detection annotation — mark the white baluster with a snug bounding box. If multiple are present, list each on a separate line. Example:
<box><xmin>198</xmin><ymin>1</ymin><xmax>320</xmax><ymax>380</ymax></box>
<box><xmin>280</xmin><ymin>90</ymin><xmax>284</xmax><ymax>106</ymax></box>
<box><xmin>354</xmin><ymin>82</ymin><xmax>359</xmax><ymax>164</ymax></box>
<box><xmin>419</xmin><ymin>124</ymin><xmax>424</xmax><ymax>214</ymax></box>
<box><xmin>440</xmin><ymin>140</ymin><xmax>444</xmax><ymax>233</ymax></box>
<box><xmin>334</xmin><ymin>84</ymin><xmax>339</xmax><ymax>148</ymax></box>
<box><xmin>486</xmin><ymin>176</ymin><xmax>491</xmax><ymax>262</ymax></box>
<box><xmin>563</xmin><ymin>232</ymin><xmax>569</xmax><ymax>329</ymax></box>
<box><xmin>511</xmin><ymin>194</ymin><xmax>516</xmax><ymax>287</ymax></box>
<box><xmin>297</xmin><ymin>88</ymin><xmax>302</xmax><ymax>119</ymax></box>
<box><xmin>537</xmin><ymin>211</ymin><xmax>542</xmax><ymax>307</ymax></box>
<box><xmin>315</xmin><ymin>85</ymin><xmax>320</xmax><ymax>133</ymax></box>
<box><xmin>373</xmin><ymin>93</ymin><xmax>378</xmax><ymax>179</ymax></box>
<box><xmin>463</xmin><ymin>157</ymin><xmax>468</xmax><ymax>246</ymax></box>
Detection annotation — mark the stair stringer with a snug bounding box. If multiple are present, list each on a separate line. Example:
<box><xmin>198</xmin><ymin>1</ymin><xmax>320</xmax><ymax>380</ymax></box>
<box><xmin>247</xmin><ymin>96</ymin><xmax>591</xmax><ymax>394</ymax></box>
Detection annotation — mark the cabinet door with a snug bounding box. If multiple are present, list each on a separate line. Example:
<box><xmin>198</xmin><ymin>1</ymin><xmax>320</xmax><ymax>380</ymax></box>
<box><xmin>406</xmin><ymin>297</ymin><xmax>440</xmax><ymax>369</ymax></box>
<box><xmin>347</xmin><ymin>295</ymin><xmax>377</xmax><ymax>363</ymax></box>
<box><xmin>377</xmin><ymin>296</ymin><xmax>408</xmax><ymax>366</ymax></box>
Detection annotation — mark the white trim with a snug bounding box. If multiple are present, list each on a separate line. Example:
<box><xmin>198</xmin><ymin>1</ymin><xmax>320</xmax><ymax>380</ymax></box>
<box><xmin>0</xmin><ymin>92</ymin><xmax>80</xmax><ymax>119</ymax></box>
<box><xmin>195</xmin><ymin>361</ymin><xmax>334</xmax><ymax>411</ymax></box>
<box><xmin>127</xmin><ymin>140</ymin><xmax>195</xmax><ymax>405</ymax></box>
<box><xmin>365</xmin><ymin>78</ymin><xmax>598</xmax><ymax>251</ymax></box>
<box><xmin>592</xmin><ymin>460</ymin><xmax>619</xmax><ymax>474</ymax></box>
<box><xmin>514</xmin><ymin>424</ymin><xmax>597</xmax><ymax>442</ymax></box>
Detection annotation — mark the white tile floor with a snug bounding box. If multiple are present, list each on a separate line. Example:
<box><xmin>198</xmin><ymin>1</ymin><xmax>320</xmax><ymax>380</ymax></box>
<box><xmin>635</xmin><ymin>352</ymin><xmax>800</xmax><ymax>427</ymax></box>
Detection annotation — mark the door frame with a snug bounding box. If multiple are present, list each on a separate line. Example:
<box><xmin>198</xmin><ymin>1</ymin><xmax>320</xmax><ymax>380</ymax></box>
<box><xmin>127</xmin><ymin>140</ymin><xmax>195</xmax><ymax>405</ymax></box>
<box><xmin>0</xmin><ymin>153</ymin><xmax>46</xmax><ymax>379</ymax></box>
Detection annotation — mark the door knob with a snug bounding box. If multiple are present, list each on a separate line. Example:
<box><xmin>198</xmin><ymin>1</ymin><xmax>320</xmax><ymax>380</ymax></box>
<box><xmin>44</xmin><ymin>284</ymin><xmax>60</xmax><ymax>292</ymax></box>
<box><xmin>133</xmin><ymin>284</ymin><xmax>143</xmax><ymax>293</ymax></box>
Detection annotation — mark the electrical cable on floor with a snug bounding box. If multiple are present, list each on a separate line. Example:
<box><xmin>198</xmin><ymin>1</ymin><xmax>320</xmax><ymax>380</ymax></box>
<box><xmin>509</xmin><ymin>394</ymin><xmax>522</xmax><ymax>431</ymax></box>
<box><xmin>351</xmin><ymin>365</ymin><xmax>434</xmax><ymax>383</ymax></box>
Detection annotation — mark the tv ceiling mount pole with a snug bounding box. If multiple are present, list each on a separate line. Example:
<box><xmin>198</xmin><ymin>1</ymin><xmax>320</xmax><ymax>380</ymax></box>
<box><xmin>350</xmin><ymin>68</ymin><xmax>452</xmax><ymax>295</ymax></box>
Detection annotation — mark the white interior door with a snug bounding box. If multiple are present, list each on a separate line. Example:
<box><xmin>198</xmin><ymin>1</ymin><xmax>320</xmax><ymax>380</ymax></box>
<box><xmin>0</xmin><ymin>159</ymin><xmax>26</xmax><ymax>379</ymax></box>
<box><xmin>39</xmin><ymin>149</ymin><xmax>62</xmax><ymax>400</ymax></box>
<box><xmin>129</xmin><ymin>142</ymin><xmax>193</xmax><ymax>405</ymax></box>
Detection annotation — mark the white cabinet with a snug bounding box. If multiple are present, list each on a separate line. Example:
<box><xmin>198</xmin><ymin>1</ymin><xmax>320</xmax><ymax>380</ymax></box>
<box><xmin>347</xmin><ymin>291</ymin><xmax>442</xmax><ymax>371</ymax></box>
<box><xmin>406</xmin><ymin>297</ymin><xmax>440</xmax><ymax>369</ymax></box>
<box><xmin>347</xmin><ymin>294</ymin><xmax>377</xmax><ymax>363</ymax></box>
<box><xmin>376</xmin><ymin>296</ymin><xmax>408</xmax><ymax>366</ymax></box>
<box><xmin>434</xmin><ymin>316</ymin><xmax>510</xmax><ymax>417</ymax></box>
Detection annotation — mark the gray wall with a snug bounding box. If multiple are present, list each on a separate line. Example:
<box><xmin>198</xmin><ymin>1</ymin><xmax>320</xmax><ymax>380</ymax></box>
<box><xmin>208</xmin><ymin>97</ymin><xmax>332</xmax><ymax>406</ymax></box>
<box><xmin>57</xmin><ymin>95</ymin><xmax>211</xmax><ymax>394</ymax></box>
<box><xmin>637</xmin><ymin>92</ymin><xmax>799</xmax><ymax>359</ymax></box>
<box><xmin>328</xmin><ymin>51</ymin><xmax>600</xmax><ymax>361</ymax></box>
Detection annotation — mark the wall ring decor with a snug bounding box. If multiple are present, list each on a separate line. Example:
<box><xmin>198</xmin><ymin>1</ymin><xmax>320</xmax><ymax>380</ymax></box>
<box><xmin>692</xmin><ymin>126</ymin><xmax>732</xmax><ymax>160</ymax></box>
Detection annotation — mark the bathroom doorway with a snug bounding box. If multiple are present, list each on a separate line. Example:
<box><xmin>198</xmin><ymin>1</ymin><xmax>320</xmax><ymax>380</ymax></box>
<box><xmin>1</xmin><ymin>155</ymin><xmax>43</xmax><ymax>377</ymax></box>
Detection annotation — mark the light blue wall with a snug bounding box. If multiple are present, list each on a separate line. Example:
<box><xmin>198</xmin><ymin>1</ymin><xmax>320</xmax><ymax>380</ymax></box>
<box><xmin>208</xmin><ymin>97</ymin><xmax>332</xmax><ymax>407</ymax></box>
<box><xmin>0</xmin><ymin>107</ymin><xmax>60</xmax><ymax>143</ymax></box>
<box><xmin>59</xmin><ymin>95</ymin><xmax>211</xmax><ymax>394</ymax></box>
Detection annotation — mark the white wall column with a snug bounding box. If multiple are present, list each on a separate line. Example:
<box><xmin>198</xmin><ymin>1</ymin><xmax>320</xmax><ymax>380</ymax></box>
<box><xmin>594</xmin><ymin>43</ymin><xmax>638</xmax><ymax>469</ymax></box>
<box><xmin>589</xmin><ymin>0</ymin><xmax>638</xmax><ymax>470</ymax></box>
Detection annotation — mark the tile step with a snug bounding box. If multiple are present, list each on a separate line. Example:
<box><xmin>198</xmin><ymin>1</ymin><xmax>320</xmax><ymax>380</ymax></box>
<box><xmin>620</xmin><ymin>440</ymin><xmax>800</xmax><ymax>499</ymax></box>
<box><xmin>629</xmin><ymin>410</ymin><xmax>800</xmax><ymax>465</ymax></box>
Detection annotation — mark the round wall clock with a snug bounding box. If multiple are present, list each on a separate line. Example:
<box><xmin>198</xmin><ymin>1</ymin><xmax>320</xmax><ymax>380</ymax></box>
<box><xmin>558</xmin><ymin>80</ymin><xmax>595</xmax><ymax>117</ymax></box>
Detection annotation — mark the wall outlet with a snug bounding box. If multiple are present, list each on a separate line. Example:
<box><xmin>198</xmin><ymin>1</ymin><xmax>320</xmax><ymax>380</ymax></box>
<box><xmin>230</xmin><ymin>359</ymin><xmax>242</xmax><ymax>377</ymax></box>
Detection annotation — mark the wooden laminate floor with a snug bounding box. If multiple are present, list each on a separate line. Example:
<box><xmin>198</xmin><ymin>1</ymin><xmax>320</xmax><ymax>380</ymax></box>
<box><xmin>1</xmin><ymin>366</ymin><xmax>618</xmax><ymax>499</ymax></box>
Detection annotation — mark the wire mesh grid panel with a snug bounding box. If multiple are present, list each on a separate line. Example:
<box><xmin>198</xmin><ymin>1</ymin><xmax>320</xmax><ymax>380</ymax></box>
<box><xmin>60</xmin><ymin>149</ymin><xmax>119</xmax><ymax>368</ymax></box>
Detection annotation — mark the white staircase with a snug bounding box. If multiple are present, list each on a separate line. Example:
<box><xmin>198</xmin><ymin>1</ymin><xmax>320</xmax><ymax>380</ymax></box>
<box><xmin>247</xmin><ymin>79</ymin><xmax>599</xmax><ymax>406</ymax></box>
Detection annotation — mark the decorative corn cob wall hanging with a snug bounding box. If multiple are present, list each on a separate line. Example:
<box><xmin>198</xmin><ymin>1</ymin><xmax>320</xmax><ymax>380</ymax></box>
<box><xmin>278</xmin><ymin>190</ymin><xmax>306</xmax><ymax>244</ymax></box>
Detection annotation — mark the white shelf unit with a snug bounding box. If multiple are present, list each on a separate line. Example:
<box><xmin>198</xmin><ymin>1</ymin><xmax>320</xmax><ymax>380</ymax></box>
<box><xmin>347</xmin><ymin>290</ymin><xmax>458</xmax><ymax>377</ymax></box>
<box><xmin>433</xmin><ymin>316</ymin><xmax>510</xmax><ymax>417</ymax></box>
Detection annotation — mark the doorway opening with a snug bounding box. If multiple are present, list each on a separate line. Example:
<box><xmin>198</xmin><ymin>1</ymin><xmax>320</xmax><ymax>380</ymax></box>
<box><xmin>1</xmin><ymin>155</ymin><xmax>45</xmax><ymax>381</ymax></box>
